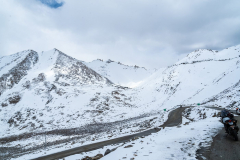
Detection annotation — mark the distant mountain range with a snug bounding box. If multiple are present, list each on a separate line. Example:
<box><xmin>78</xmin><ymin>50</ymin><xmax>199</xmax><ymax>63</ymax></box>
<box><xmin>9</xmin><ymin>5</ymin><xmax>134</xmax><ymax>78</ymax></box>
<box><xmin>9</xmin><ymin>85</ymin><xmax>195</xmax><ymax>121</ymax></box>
<box><xmin>0</xmin><ymin>45</ymin><xmax>239</xmax><ymax>140</ymax></box>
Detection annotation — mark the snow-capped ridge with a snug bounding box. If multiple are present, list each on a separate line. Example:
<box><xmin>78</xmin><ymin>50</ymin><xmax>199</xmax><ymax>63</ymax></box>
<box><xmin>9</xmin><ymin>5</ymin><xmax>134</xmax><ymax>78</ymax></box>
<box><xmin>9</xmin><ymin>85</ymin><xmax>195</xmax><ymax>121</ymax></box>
<box><xmin>135</xmin><ymin>44</ymin><xmax>240</xmax><ymax>111</ymax></box>
<box><xmin>175</xmin><ymin>45</ymin><xmax>240</xmax><ymax>66</ymax></box>
<box><xmin>85</xmin><ymin>59</ymin><xmax>153</xmax><ymax>87</ymax></box>
<box><xmin>92</xmin><ymin>59</ymin><xmax>147</xmax><ymax>70</ymax></box>
<box><xmin>0</xmin><ymin>50</ymin><xmax>37</xmax><ymax>74</ymax></box>
<box><xmin>53</xmin><ymin>49</ymin><xmax>113</xmax><ymax>85</ymax></box>
<box><xmin>0</xmin><ymin>50</ymin><xmax>38</xmax><ymax>95</ymax></box>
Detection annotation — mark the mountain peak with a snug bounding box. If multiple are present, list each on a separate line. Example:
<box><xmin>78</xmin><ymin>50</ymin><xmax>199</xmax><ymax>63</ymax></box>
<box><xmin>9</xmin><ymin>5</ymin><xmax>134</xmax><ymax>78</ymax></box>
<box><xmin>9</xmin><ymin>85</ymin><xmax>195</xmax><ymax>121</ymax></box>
<box><xmin>52</xmin><ymin>50</ymin><xmax>113</xmax><ymax>85</ymax></box>
<box><xmin>0</xmin><ymin>50</ymin><xmax>39</xmax><ymax>95</ymax></box>
<box><xmin>176</xmin><ymin>45</ymin><xmax>240</xmax><ymax>65</ymax></box>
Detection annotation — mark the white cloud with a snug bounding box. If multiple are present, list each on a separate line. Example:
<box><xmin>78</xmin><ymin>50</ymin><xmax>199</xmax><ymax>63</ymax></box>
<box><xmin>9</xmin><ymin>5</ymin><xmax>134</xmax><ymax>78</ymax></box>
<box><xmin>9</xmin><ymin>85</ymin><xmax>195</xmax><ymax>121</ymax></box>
<box><xmin>0</xmin><ymin>0</ymin><xmax>240</xmax><ymax>68</ymax></box>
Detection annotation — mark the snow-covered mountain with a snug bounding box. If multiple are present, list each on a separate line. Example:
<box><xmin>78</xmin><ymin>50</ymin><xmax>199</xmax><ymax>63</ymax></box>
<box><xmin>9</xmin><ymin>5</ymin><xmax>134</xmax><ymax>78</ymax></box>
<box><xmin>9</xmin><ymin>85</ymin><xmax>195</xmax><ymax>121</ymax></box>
<box><xmin>0</xmin><ymin>45</ymin><xmax>240</xmax><ymax>159</ymax></box>
<box><xmin>133</xmin><ymin>45</ymin><xmax>240</xmax><ymax>111</ymax></box>
<box><xmin>0</xmin><ymin>49</ymin><xmax>112</xmax><ymax>95</ymax></box>
<box><xmin>84</xmin><ymin>59</ymin><xmax>154</xmax><ymax>88</ymax></box>
<box><xmin>0</xmin><ymin>49</ymin><xmax>133</xmax><ymax>137</ymax></box>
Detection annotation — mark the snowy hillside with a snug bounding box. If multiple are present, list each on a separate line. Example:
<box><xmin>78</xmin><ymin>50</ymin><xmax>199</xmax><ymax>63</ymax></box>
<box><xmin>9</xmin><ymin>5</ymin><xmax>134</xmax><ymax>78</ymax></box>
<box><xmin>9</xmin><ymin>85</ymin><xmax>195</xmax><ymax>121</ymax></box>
<box><xmin>0</xmin><ymin>49</ymin><xmax>163</xmax><ymax>159</ymax></box>
<box><xmin>133</xmin><ymin>45</ymin><xmax>240</xmax><ymax>111</ymax></box>
<box><xmin>84</xmin><ymin>59</ymin><xmax>154</xmax><ymax>88</ymax></box>
<box><xmin>0</xmin><ymin>49</ymin><xmax>130</xmax><ymax>137</ymax></box>
<box><xmin>0</xmin><ymin>45</ymin><xmax>240</xmax><ymax>159</ymax></box>
<box><xmin>1</xmin><ymin>48</ymin><xmax>164</xmax><ymax>160</ymax></box>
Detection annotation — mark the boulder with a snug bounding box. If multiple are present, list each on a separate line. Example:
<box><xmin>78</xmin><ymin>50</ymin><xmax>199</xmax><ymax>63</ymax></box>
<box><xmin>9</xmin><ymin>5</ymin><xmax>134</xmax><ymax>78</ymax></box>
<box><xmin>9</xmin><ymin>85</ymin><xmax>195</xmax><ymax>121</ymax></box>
<box><xmin>104</xmin><ymin>149</ymin><xmax>111</xmax><ymax>156</ymax></box>
<box><xmin>124</xmin><ymin>145</ymin><xmax>133</xmax><ymax>148</ymax></box>
<box><xmin>81</xmin><ymin>156</ymin><xmax>92</xmax><ymax>160</ymax></box>
<box><xmin>92</xmin><ymin>154</ymin><xmax>103</xmax><ymax>160</ymax></box>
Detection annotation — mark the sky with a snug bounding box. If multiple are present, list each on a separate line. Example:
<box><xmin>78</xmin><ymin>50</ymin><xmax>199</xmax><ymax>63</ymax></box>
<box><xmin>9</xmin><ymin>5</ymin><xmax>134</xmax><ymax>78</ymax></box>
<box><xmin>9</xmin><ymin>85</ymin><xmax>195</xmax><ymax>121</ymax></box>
<box><xmin>0</xmin><ymin>0</ymin><xmax>240</xmax><ymax>69</ymax></box>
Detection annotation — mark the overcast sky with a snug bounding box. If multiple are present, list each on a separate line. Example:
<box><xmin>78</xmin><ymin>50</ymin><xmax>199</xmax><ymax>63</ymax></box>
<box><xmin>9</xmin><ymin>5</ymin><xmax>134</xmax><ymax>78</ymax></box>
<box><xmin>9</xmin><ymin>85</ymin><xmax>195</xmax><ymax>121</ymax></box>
<box><xmin>0</xmin><ymin>0</ymin><xmax>240</xmax><ymax>68</ymax></box>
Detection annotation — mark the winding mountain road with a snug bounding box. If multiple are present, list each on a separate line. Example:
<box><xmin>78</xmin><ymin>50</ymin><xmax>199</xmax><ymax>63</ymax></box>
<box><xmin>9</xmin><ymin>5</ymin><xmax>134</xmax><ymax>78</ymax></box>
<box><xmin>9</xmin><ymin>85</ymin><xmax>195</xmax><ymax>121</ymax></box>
<box><xmin>32</xmin><ymin>107</ymin><xmax>187</xmax><ymax>160</ymax></box>
<box><xmin>32</xmin><ymin>107</ymin><xmax>240</xmax><ymax>160</ymax></box>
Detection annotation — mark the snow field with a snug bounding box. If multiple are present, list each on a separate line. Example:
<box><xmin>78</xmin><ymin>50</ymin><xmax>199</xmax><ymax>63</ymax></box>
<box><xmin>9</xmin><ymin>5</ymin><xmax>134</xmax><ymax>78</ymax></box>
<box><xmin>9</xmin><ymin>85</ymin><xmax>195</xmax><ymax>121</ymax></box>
<box><xmin>61</xmin><ymin>107</ymin><xmax>222</xmax><ymax>160</ymax></box>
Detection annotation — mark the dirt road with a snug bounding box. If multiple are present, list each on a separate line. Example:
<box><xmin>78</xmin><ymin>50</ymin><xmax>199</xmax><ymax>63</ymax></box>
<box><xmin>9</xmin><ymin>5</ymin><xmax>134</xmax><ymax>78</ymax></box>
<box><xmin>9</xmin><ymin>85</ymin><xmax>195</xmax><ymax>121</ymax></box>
<box><xmin>32</xmin><ymin>107</ymin><xmax>187</xmax><ymax>160</ymax></box>
<box><xmin>198</xmin><ymin>110</ymin><xmax>240</xmax><ymax>160</ymax></box>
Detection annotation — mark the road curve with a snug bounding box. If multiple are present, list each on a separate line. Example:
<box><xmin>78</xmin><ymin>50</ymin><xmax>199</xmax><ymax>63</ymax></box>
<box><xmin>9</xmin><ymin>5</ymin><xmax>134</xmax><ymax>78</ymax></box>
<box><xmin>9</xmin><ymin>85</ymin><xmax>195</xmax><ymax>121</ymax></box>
<box><xmin>32</xmin><ymin>107</ymin><xmax>187</xmax><ymax>160</ymax></box>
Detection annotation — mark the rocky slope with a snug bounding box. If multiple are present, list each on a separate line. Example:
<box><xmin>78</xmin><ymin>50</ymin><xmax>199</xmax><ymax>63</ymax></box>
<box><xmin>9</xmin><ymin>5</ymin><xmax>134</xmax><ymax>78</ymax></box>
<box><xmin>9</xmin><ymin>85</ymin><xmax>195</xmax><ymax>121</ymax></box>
<box><xmin>0</xmin><ymin>50</ymin><xmax>39</xmax><ymax>96</ymax></box>
<box><xmin>0</xmin><ymin>49</ymin><xmax>135</xmax><ymax>138</ymax></box>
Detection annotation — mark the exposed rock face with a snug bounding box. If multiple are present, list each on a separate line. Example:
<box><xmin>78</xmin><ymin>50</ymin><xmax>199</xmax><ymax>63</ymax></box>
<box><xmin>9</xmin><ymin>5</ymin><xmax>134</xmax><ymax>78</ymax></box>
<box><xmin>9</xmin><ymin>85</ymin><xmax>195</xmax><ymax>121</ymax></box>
<box><xmin>8</xmin><ymin>95</ymin><xmax>21</xmax><ymax>104</ymax></box>
<box><xmin>32</xmin><ymin>73</ymin><xmax>46</xmax><ymax>83</ymax></box>
<box><xmin>54</xmin><ymin>49</ymin><xmax>113</xmax><ymax>85</ymax></box>
<box><xmin>0</xmin><ymin>50</ymin><xmax>38</xmax><ymax>96</ymax></box>
<box><xmin>22</xmin><ymin>80</ymin><xmax>31</xmax><ymax>89</ymax></box>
